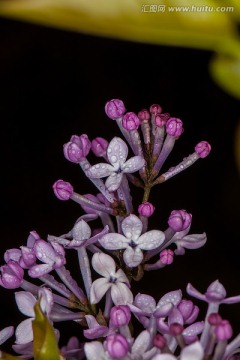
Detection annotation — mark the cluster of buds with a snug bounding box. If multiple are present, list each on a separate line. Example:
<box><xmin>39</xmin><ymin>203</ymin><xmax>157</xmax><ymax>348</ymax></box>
<box><xmin>1</xmin><ymin>99</ymin><xmax>238</xmax><ymax>360</ymax></box>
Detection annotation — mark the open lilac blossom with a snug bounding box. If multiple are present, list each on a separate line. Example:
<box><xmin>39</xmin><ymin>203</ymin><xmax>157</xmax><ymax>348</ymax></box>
<box><xmin>90</xmin><ymin>252</ymin><xmax>133</xmax><ymax>305</ymax></box>
<box><xmin>152</xmin><ymin>341</ymin><xmax>204</xmax><ymax>360</ymax></box>
<box><xmin>86</xmin><ymin>137</ymin><xmax>145</xmax><ymax>192</ymax></box>
<box><xmin>99</xmin><ymin>214</ymin><xmax>165</xmax><ymax>267</ymax></box>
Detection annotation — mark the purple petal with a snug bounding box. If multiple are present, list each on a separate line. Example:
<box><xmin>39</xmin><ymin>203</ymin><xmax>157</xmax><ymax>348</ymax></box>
<box><xmin>72</xmin><ymin>220</ymin><xmax>91</xmax><ymax>242</ymax></box>
<box><xmin>92</xmin><ymin>252</ymin><xmax>116</xmax><ymax>277</ymax></box>
<box><xmin>222</xmin><ymin>295</ymin><xmax>240</xmax><ymax>304</ymax></box>
<box><xmin>186</xmin><ymin>283</ymin><xmax>206</xmax><ymax>302</ymax></box>
<box><xmin>34</xmin><ymin>240</ymin><xmax>56</xmax><ymax>264</ymax></box>
<box><xmin>111</xmin><ymin>282</ymin><xmax>133</xmax><ymax>305</ymax></box>
<box><xmin>121</xmin><ymin>214</ymin><xmax>143</xmax><ymax>241</ymax></box>
<box><xmin>4</xmin><ymin>248</ymin><xmax>21</xmax><ymax>263</ymax></box>
<box><xmin>157</xmin><ymin>290</ymin><xmax>182</xmax><ymax>309</ymax></box>
<box><xmin>21</xmin><ymin>247</ymin><xmax>36</xmax><ymax>268</ymax></box>
<box><xmin>84</xmin><ymin>315</ymin><xmax>109</xmax><ymax>339</ymax></box>
<box><xmin>0</xmin><ymin>326</ymin><xmax>14</xmax><ymax>345</ymax></box>
<box><xmin>105</xmin><ymin>173</ymin><xmax>123</xmax><ymax>192</ymax></box>
<box><xmin>107</xmin><ymin>137</ymin><xmax>128</xmax><ymax>166</ymax></box>
<box><xmin>87</xmin><ymin>163</ymin><xmax>114</xmax><ymax>179</ymax></box>
<box><xmin>132</xmin><ymin>330</ymin><xmax>151</xmax><ymax>354</ymax></box>
<box><xmin>85</xmin><ymin>225</ymin><xmax>109</xmax><ymax>246</ymax></box>
<box><xmin>15</xmin><ymin>291</ymin><xmax>36</xmax><ymax>317</ymax></box>
<box><xmin>27</xmin><ymin>231</ymin><xmax>40</xmax><ymax>248</ymax></box>
<box><xmin>123</xmin><ymin>247</ymin><xmax>143</xmax><ymax>268</ymax></box>
<box><xmin>15</xmin><ymin>319</ymin><xmax>33</xmax><ymax>344</ymax></box>
<box><xmin>168</xmin><ymin>308</ymin><xmax>184</xmax><ymax>326</ymax></box>
<box><xmin>137</xmin><ymin>230</ymin><xmax>165</xmax><ymax>250</ymax></box>
<box><xmin>90</xmin><ymin>278</ymin><xmax>111</xmax><ymax>304</ymax></box>
<box><xmin>178</xmin><ymin>233</ymin><xmax>207</xmax><ymax>249</ymax></box>
<box><xmin>134</xmin><ymin>294</ymin><xmax>156</xmax><ymax>314</ymax></box>
<box><xmin>84</xmin><ymin>341</ymin><xmax>106</xmax><ymax>360</ymax></box>
<box><xmin>183</xmin><ymin>322</ymin><xmax>204</xmax><ymax>338</ymax></box>
<box><xmin>205</xmin><ymin>280</ymin><xmax>226</xmax><ymax>302</ymax></box>
<box><xmin>28</xmin><ymin>263</ymin><xmax>53</xmax><ymax>277</ymax></box>
<box><xmin>154</xmin><ymin>303</ymin><xmax>174</xmax><ymax>318</ymax></box>
<box><xmin>122</xmin><ymin>156</ymin><xmax>146</xmax><ymax>173</ymax></box>
<box><xmin>99</xmin><ymin>233</ymin><xmax>129</xmax><ymax>250</ymax></box>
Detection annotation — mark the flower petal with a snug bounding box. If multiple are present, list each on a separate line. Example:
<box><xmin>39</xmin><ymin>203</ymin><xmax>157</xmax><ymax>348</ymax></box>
<box><xmin>168</xmin><ymin>308</ymin><xmax>184</xmax><ymax>326</ymax></box>
<box><xmin>90</xmin><ymin>278</ymin><xmax>111</xmax><ymax>304</ymax></box>
<box><xmin>0</xmin><ymin>326</ymin><xmax>14</xmax><ymax>346</ymax></box>
<box><xmin>180</xmin><ymin>341</ymin><xmax>204</xmax><ymax>360</ymax></box>
<box><xmin>111</xmin><ymin>282</ymin><xmax>133</xmax><ymax>305</ymax></box>
<box><xmin>99</xmin><ymin>233</ymin><xmax>129</xmax><ymax>250</ymax></box>
<box><xmin>123</xmin><ymin>247</ymin><xmax>143</xmax><ymax>268</ymax></box>
<box><xmin>34</xmin><ymin>240</ymin><xmax>56</xmax><ymax>264</ymax></box>
<box><xmin>87</xmin><ymin>163</ymin><xmax>114</xmax><ymax>178</ymax></box>
<box><xmin>28</xmin><ymin>263</ymin><xmax>53</xmax><ymax>277</ymax></box>
<box><xmin>105</xmin><ymin>172</ymin><xmax>123</xmax><ymax>192</ymax></box>
<box><xmin>122</xmin><ymin>214</ymin><xmax>143</xmax><ymax>241</ymax></box>
<box><xmin>15</xmin><ymin>291</ymin><xmax>36</xmax><ymax>317</ymax></box>
<box><xmin>72</xmin><ymin>220</ymin><xmax>91</xmax><ymax>242</ymax></box>
<box><xmin>178</xmin><ymin>233</ymin><xmax>207</xmax><ymax>249</ymax></box>
<box><xmin>115</xmin><ymin>268</ymin><xmax>130</xmax><ymax>286</ymax></box>
<box><xmin>84</xmin><ymin>341</ymin><xmax>106</xmax><ymax>360</ymax></box>
<box><xmin>15</xmin><ymin>318</ymin><xmax>33</xmax><ymax>345</ymax></box>
<box><xmin>157</xmin><ymin>290</ymin><xmax>182</xmax><ymax>309</ymax></box>
<box><xmin>134</xmin><ymin>294</ymin><xmax>156</xmax><ymax>314</ymax></box>
<box><xmin>92</xmin><ymin>252</ymin><xmax>116</xmax><ymax>277</ymax></box>
<box><xmin>183</xmin><ymin>322</ymin><xmax>204</xmax><ymax>338</ymax></box>
<box><xmin>84</xmin><ymin>315</ymin><xmax>109</xmax><ymax>339</ymax></box>
<box><xmin>136</xmin><ymin>230</ymin><xmax>165</xmax><ymax>250</ymax></box>
<box><xmin>107</xmin><ymin>137</ymin><xmax>128</xmax><ymax>167</ymax></box>
<box><xmin>152</xmin><ymin>355</ymin><xmax>176</xmax><ymax>360</ymax></box>
<box><xmin>122</xmin><ymin>155</ymin><xmax>146</xmax><ymax>173</ymax></box>
<box><xmin>132</xmin><ymin>330</ymin><xmax>151</xmax><ymax>354</ymax></box>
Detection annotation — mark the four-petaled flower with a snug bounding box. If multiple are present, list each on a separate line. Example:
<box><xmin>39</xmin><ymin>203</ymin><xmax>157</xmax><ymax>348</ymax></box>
<box><xmin>86</xmin><ymin>137</ymin><xmax>145</xmax><ymax>192</ymax></box>
<box><xmin>99</xmin><ymin>214</ymin><xmax>165</xmax><ymax>268</ymax></box>
<box><xmin>90</xmin><ymin>253</ymin><xmax>133</xmax><ymax>305</ymax></box>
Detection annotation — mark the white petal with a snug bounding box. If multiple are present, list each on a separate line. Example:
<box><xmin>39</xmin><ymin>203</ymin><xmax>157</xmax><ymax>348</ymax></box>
<box><xmin>92</xmin><ymin>252</ymin><xmax>116</xmax><ymax>277</ymax></box>
<box><xmin>123</xmin><ymin>247</ymin><xmax>143</xmax><ymax>268</ymax></box>
<box><xmin>15</xmin><ymin>319</ymin><xmax>33</xmax><ymax>344</ymax></box>
<box><xmin>180</xmin><ymin>342</ymin><xmax>204</xmax><ymax>360</ymax></box>
<box><xmin>132</xmin><ymin>330</ymin><xmax>151</xmax><ymax>354</ymax></box>
<box><xmin>122</xmin><ymin>156</ymin><xmax>146</xmax><ymax>173</ymax></box>
<box><xmin>84</xmin><ymin>341</ymin><xmax>106</xmax><ymax>360</ymax></box>
<box><xmin>107</xmin><ymin>137</ymin><xmax>128</xmax><ymax>167</ymax></box>
<box><xmin>99</xmin><ymin>233</ymin><xmax>129</xmax><ymax>250</ymax></box>
<box><xmin>38</xmin><ymin>288</ymin><xmax>53</xmax><ymax>315</ymax></box>
<box><xmin>105</xmin><ymin>173</ymin><xmax>123</xmax><ymax>192</ymax></box>
<box><xmin>152</xmin><ymin>355</ymin><xmax>176</xmax><ymax>360</ymax></box>
<box><xmin>72</xmin><ymin>220</ymin><xmax>91</xmax><ymax>241</ymax></box>
<box><xmin>15</xmin><ymin>291</ymin><xmax>36</xmax><ymax>317</ymax></box>
<box><xmin>111</xmin><ymin>282</ymin><xmax>133</xmax><ymax>305</ymax></box>
<box><xmin>90</xmin><ymin>278</ymin><xmax>111</xmax><ymax>304</ymax></box>
<box><xmin>122</xmin><ymin>214</ymin><xmax>143</xmax><ymax>241</ymax></box>
<box><xmin>115</xmin><ymin>268</ymin><xmax>130</xmax><ymax>286</ymax></box>
<box><xmin>87</xmin><ymin>163</ymin><xmax>114</xmax><ymax>178</ymax></box>
<box><xmin>136</xmin><ymin>230</ymin><xmax>165</xmax><ymax>250</ymax></box>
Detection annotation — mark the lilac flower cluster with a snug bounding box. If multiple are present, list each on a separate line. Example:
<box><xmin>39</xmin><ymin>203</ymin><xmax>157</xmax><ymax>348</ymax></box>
<box><xmin>1</xmin><ymin>99</ymin><xmax>239</xmax><ymax>359</ymax></box>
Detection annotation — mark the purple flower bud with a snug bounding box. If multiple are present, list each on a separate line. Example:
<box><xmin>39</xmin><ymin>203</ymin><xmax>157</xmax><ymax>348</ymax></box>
<box><xmin>178</xmin><ymin>300</ymin><xmax>199</xmax><ymax>324</ymax></box>
<box><xmin>105</xmin><ymin>334</ymin><xmax>129</xmax><ymax>358</ymax></box>
<box><xmin>4</xmin><ymin>249</ymin><xmax>21</xmax><ymax>263</ymax></box>
<box><xmin>138</xmin><ymin>109</ymin><xmax>150</xmax><ymax>122</ymax></box>
<box><xmin>155</xmin><ymin>113</ymin><xmax>170</xmax><ymax>127</ymax></box>
<box><xmin>138</xmin><ymin>202</ymin><xmax>155</xmax><ymax>217</ymax></box>
<box><xmin>168</xmin><ymin>210</ymin><xmax>192</xmax><ymax>232</ymax></box>
<box><xmin>64</xmin><ymin>134</ymin><xmax>91</xmax><ymax>163</ymax></box>
<box><xmin>20</xmin><ymin>247</ymin><xmax>36</xmax><ymax>268</ymax></box>
<box><xmin>53</xmin><ymin>180</ymin><xmax>74</xmax><ymax>201</ymax></box>
<box><xmin>91</xmin><ymin>137</ymin><xmax>109</xmax><ymax>157</ymax></box>
<box><xmin>0</xmin><ymin>260</ymin><xmax>24</xmax><ymax>289</ymax></box>
<box><xmin>208</xmin><ymin>313</ymin><xmax>222</xmax><ymax>326</ymax></box>
<box><xmin>195</xmin><ymin>141</ymin><xmax>211</xmax><ymax>158</ymax></box>
<box><xmin>215</xmin><ymin>320</ymin><xmax>233</xmax><ymax>341</ymax></box>
<box><xmin>110</xmin><ymin>305</ymin><xmax>131</xmax><ymax>327</ymax></box>
<box><xmin>105</xmin><ymin>99</ymin><xmax>126</xmax><ymax>120</ymax></box>
<box><xmin>122</xmin><ymin>112</ymin><xmax>140</xmax><ymax>131</ymax></box>
<box><xmin>149</xmin><ymin>104</ymin><xmax>162</xmax><ymax>114</ymax></box>
<box><xmin>169</xmin><ymin>323</ymin><xmax>184</xmax><ymax>336</ymax></box>
<box><xmin>153</xmin><ymin>334</ymin><xmax>167</xmax><ymax>349</ymax></box>
<box><xmin>166</xmin><ymin>118</ymin><xmax>184</xmax><ymax>138</ymax></box>
<box><xmin>160</xmin><ymin>249</ymin><xmax>174</xmax><ymax>265</ymax></box>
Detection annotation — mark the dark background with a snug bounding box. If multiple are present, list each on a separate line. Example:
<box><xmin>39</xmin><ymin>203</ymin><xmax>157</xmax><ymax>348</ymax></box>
<box><xmin>0</xmin><ymin>17</ymin><xmax>240</xmax><ymax>352</ymax></box>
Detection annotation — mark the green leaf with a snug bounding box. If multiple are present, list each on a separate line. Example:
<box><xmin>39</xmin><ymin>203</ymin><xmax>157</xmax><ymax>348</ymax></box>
<box><xmin>32</xmin><ymin>301</ymin><xmax>60</xmax><ymax>360</ymax></box>
<box><xmin>0</xmin><ymin>352</ymin><xmax>25</xmax><ymax>360</ymax></box>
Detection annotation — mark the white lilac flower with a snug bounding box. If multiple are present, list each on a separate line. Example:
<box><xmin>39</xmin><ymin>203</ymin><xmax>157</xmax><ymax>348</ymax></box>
<box><xmin>86</xmin><ymin>137</ymin><xmax>145</xmax><ymax>192</ymax></box>
<box><xmin>15</xmin><ymin>288</ymin><xmax>53</xmax><ymax>344</ymax></box>
<box><xmin>99</xmin><ymin>214</ymin><xmax>165</xmax><ymax>268</ymax></box>
<box><xmin>90</xmin><ymin>253</ymin><xmax>133</xmax><ymax>305</ymax></box>
<box><xmin>152</xmin><ymin>341</ymin><xmax>204</xmax><ymax>360</ymax></box>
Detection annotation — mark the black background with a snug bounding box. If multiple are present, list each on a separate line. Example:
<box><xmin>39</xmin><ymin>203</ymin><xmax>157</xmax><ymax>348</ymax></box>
<box><xmin>0</xmin><ymin>17</ymin><xmax>240</xmax><ymax>352</ymax></box>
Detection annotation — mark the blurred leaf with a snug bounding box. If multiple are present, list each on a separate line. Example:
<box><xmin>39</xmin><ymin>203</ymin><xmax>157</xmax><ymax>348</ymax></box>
<box><xmin>0</xmin><ymin>353</ymin><xmax>24</xmax><ymax>360</ymax></box>
<box><xmin>32</xmin><ymin>301</ymin><xmax>60</xmax><ymax>360</ymax></box>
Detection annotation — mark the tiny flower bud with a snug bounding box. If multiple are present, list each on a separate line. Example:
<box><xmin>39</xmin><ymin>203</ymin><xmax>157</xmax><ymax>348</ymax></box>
<box><xmin>63</xmin><ymin>134</ymin><xmax>91</xmax><ymax>163</ymax></box>
<box><xmin>105</xmin><ymin>334</ymin><xmax>129</xmax><ymax>358</ymax></box>
<box><xmin>0</xmin><ymin>260</ymin><xmax>24</xmax><ymax>289</ymax></box>
<box><xmin>168</xmin><ymin>210</ymin><xmax>192</xmax><ymax>232</ymax></box>
<box><xmin>53</xmin><ymin>180</ymin><xmax>74</xmax><ymax>201</ymax></box>
<box><xmin>166</xmin><ymin>118</ymin><xmax>184</xmax><ymax>138</ymax></box>
<box><xmin>155</xmin><ymin>113</ymin><xmax>170</xmax><ymax>127</ymax></box>
<box><xmin>178</xmin><ymin>300</ymin><xmax>199</xmax><ymax>324</ymax></box>
<box><xmin>160</xmin><ymin>249</ymin><xmax>174</xmax><ymax>265</ymax></box>
<box><xmin>215</xmin><ymin>320</ymin><xmax>233</xmax><ymax>341</ymax></box>
<box><xmin>195</xmin><ymin>141</ymin><xmax>211</xmax><ymax>158</ymax></box>
<box><xmin>91</xmin><ymin>137</ymin><xmax>109</xmax><ymax>157</ymax></box>
<box><xmin>138</xmin><ymin>202</ymin><xmax>155</xmax><ymax>217</ymax></box>
<box><xmin>110</xmin><ymin>305</ymin><xmax>131</xmax><ymax>327</ymax></box>
<box><xmin>105</xmin><ymin>99</ymin><xmax>126</xmax><ymax>120</ymax></box>
<box><xmin>138</xmin><ymin>109</ymin><xmax>150</xmax><ymax>122</ymax></box>
<box><xmin>169</xmin><ymin>323</ymin><xmax>184</xmax><ymax>336</ymax></box>
<box><xmin>153</xmin><ymin>334</ymin><xmax>167</xmax><ymax>349</ymax></box>
<box><xmin>208</xmin><ymin>313</ymin><xmax>222</xmax><ymax>326</ymax></box>
<box><xmin>150</xmin><ymin>104</ymin><xmax>162</xmax><ymax>114</ymax></box>
<box><xmin>4</xmin><ymin>249</ymin><xmax>21</xmax><ymax>263</ymax></box>
<box><xmin>122</xmin><ymin>112</ymin><xmax>140</xmax><ymax>131</ymax></box>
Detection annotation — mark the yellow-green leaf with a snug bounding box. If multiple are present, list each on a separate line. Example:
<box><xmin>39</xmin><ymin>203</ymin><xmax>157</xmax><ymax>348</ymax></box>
<box><xmin>0</xmin><ymin>352</ymin><xmax>25</xmax><ymax>360</ymax></box>
<box><xmin>32</xmin><ymin>301</ymin><xmax>60</xmax><ymax>360</ymax></box>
